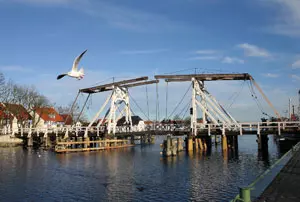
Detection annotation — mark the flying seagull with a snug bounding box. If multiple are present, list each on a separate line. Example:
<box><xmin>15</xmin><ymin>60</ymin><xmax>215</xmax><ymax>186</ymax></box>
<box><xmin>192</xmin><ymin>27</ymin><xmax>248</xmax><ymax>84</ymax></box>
<box><xmin>57</xmin><ymin>49</ymin><xmax>87</xmax><ymax>80</ymax></box>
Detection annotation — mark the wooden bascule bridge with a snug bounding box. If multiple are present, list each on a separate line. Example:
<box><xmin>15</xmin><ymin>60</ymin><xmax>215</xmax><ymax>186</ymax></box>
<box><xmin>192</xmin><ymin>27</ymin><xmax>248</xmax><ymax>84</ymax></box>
<box><xmin>11</xmin><ymin>73</ymin><xmax>300</xmax><ymax>153</ymax></box>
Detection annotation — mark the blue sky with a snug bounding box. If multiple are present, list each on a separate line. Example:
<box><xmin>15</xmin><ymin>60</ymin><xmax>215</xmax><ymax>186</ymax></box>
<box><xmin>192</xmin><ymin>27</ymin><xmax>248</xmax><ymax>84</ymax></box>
<box><xmin>0</xmin><ymin>0</ymin><xmax>299</xmax><ymax>121</ymax></box>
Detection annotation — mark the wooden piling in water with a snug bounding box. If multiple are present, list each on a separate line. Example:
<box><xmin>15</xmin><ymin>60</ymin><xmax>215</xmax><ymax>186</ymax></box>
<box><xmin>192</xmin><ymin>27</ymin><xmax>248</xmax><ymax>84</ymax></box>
<box><xmin>187</xmin><ymin>136</ymin><xmax>193</xmax><ymax>151</ymax></box>
<box><xmin>203</xmin><ymin>138</ymin><xmax>207</xmax><ymax>151</ymax></box>
<box><xmin>199</xmin><ymin>138</ymin><xmax>203</xmax><ymax>151</ymax></box>
<box><xmin>257</xmin><ymin>134</ymin><xmax>268</xmax><ymax>151</ymax></box>
<box><xmin>222</xmin><ymin>135</ymin><xmax>228</xmax><ymax>151</ymax></box>
<box><xmin>177</xmin><ymin>138</ymin><xmax>183</xmax><ymax>152</ymax></box>
<box><xmin>27</xmin><ymin>136</ymin><xmax>33</xmax><ymax>147</ymax></box>
<box><xmin>194</xmin><ymin>138</ymin><xmax>199</xmax><ymax>151</ymax></box>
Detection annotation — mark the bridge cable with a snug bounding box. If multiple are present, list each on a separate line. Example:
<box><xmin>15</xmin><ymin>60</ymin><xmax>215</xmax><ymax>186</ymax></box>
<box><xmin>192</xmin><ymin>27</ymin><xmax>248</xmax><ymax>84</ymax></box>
<box><xmin>76</xmin><ymin>93</ymin><xmax>90</xmax><ymax>123</ymax></box>
<box><xmin>250</xmin><ymin>80</ymin><xmax>269</xmax><ymax>116</ymax></box>
<box><xmin>247</xmin><ymin>80</ymin><xmax>270</xmax><ymax>117</ymax></box>
<box><xmin>165</xmin><ymin>81</ymin><xmax>168</xmax><ymax>120</ymax></box>
<box><xmin>86</xmin><ymin>94</ymin><xmax>93</xmax><ymax>121</ymax></box>
<box><xmin>156</xmin><ymin>82</ymin><xmax>160</xmax><ymax>122</ymax></box>
<box><xmin>128</xmin><ymin>91</ymin><xmax>150</xmax><ymax>121</ymax></box>
<box><xmin>167</xmin><ymin>83</ymin><xmax>192</xmax><ymax>120</ymax></box>
<box><xmin>145</xmin><ymin>84</ymin><xmax>150</xmax><ymax>120</ymax></box>
<box><xmin>181</xmin><ymin>99</ymin><xmax>192</xmax><ymax>120</ymax></box>
<box><xmin>176</xmin><ymin>97</ymin><xmax>191</xmax><ymax>119</ymax></box>
<box><xmin>228</xmin><ymin>81</ymin><xmax>246</xmax><ymax>109</ymax></box>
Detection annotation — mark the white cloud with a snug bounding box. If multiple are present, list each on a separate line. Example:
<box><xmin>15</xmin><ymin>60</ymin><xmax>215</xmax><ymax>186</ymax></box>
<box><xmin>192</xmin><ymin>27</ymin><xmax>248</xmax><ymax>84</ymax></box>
<box><xmin>195</xmin><ymin>50</ymin><xmax>218</xmax><ymax>54</ymax></box>
<box><xmin>262</xmin><ymin>0</ymin><xmax>300</xmax><ymax>37</ymax></box>
<box><xmin>237</xmin><ymin>43</ymin><xmax>271</xmax><ymax>58</ymax></box>
<box><xmin>222</xmin><ymin>57</ymin><xmax>245</xmax><ymax>64</ymax></box>
<box><xmin>6</xmin><ymin>0</ymin><xmax>71</xmax><ymax>5</ymax></box>
<box><xmin>292</xmin><ymin>59</ymin><xmax>300</xmax><ymax>69</ymax></box>
<box><xmin>120</xmin><ymin>49</ymin><xmax>169</xmax><ymax>55</ymax></box>
<box><xmin>188</xmin><ymin>56</ymin><xmax>220</xmax><ymax>61</ymax></box>
<box><xmin>2</xmin><ymin>0</ymin><xmax>183</xmax><ymax>33</ymax></box>
<box><xmin>262</xmin><ymin>73</ymin><xmax>279</xmax><ymax>78</ymax></box>
<box><xmin>291</xmin><ymin>74</ymin><xmax>300</xmax><ymax>81</ymax></box>
<box><xmin>0</xmin><ymin>65</ymin><xmax>33</xmax><ymax>72</ymax></box>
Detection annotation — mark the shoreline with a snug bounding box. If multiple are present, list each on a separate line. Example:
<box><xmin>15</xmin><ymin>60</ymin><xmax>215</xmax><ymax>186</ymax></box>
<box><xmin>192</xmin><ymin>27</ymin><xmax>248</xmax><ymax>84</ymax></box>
<box><xmin>0</xmin><ymin>135</ymin><xmax>23</xmax><ymax>147</ymax></box>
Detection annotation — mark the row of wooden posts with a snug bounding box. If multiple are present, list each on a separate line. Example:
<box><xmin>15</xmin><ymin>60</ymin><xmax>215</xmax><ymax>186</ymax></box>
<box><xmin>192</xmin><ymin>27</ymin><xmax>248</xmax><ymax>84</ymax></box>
<box><xmin>24</xmin><ymin>134</ymin><xmax>157</xmax><ymax>153</ymax></box>
<box><xmin>161</xmin><ymin>134</ymin><xmax>268</xmax><ymax>157</ymax></box>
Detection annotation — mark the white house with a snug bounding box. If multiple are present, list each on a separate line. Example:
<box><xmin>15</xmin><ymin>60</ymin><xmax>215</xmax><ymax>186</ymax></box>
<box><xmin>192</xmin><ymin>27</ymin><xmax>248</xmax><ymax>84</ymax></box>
<box><xmin>116</xmin><ymin>116</ymin><xmax>145</xmax><ymax>132</ymax></box>
<box><xmin>0</xmin><ymin>103</ymin><xmax>32</xmax><ymax>133</ymax></box>
<box><xmin>32</xmin><ymin>107</ymin><xmax>64</xmax><ymax>128</ymax></box>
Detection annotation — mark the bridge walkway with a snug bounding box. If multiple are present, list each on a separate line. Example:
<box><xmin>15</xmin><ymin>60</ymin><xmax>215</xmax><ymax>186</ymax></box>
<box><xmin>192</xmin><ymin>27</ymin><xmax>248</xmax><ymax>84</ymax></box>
<box><xmin>256</xmin><ymin>145</ymin><xmax>300</xmax><ymax>202</ymax></box>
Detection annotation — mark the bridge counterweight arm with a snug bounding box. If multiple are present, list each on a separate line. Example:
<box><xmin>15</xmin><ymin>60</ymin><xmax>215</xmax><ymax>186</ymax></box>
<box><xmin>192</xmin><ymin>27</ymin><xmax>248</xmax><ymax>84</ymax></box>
<box><xmin>250</xmin><ymin>78</ymin><xmax>281</xmax><ymax>120</ymax></box>
<box><xmin>155</xmin><ymin>73</ymin><xmax>251</xmax><ymax>82</ymax></box>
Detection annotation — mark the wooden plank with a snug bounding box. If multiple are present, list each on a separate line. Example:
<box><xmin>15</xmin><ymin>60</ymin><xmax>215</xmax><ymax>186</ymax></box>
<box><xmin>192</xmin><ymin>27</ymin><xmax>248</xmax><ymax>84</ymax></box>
<box><xmin>57</xmin><ymin>139</ymin><xmax>128</xmax><ymax>145</ymax></box>
<box><xmin>55</xmin><ymin>144</ymin><xmax>134</xmax><ymax>153</ymax></box>
<box><xmin>122</xmin><ymin>80</ymin><xmax>159</xmax><ymax>88</ymax></box>
<box><xmin>155</xmin><ymin>73</ymin><xmax>252</xmax><ymax>81</ymax></box>
<box><xmin>79</xmin><ymin>76</ymin><xmax>148</xmax><ymax>93</ymax></box>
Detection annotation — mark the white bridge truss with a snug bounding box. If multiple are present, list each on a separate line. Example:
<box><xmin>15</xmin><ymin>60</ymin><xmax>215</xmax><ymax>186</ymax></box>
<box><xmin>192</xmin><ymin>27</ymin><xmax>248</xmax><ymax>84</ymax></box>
<box><xmin>191</xmin><ymin>78</ymin><xmax>240</xmax><ymax>136</ymax></box>
<box><xmin>85</xmin><ymin>86</ymin><xmax>132</xmax><ymax>137</ymax></box>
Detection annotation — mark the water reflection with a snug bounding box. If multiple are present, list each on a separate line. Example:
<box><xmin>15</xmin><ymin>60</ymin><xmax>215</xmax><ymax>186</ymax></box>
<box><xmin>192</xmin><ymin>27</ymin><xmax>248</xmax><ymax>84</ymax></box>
<box><xmin>258</xmin><ymin>148</ymin><xmax>270</xmax><ymax>167</ymax></box>
<box><xmin>0</xmin><ymin>135</ymin><xmax>294</xmax><ymax>202</ymax></box>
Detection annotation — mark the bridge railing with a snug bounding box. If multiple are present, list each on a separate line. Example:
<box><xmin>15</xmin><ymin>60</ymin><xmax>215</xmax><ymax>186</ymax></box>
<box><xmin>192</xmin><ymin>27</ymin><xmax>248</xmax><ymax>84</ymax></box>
<box><xmin>4</xmin><ymin>121</ymin><xmax>299</xmax><ymax>137</ymax></box>
<box><xmin>198</xmin><ymin>121</ymin><xmax>300</xmax><ymax>136</ymax></box>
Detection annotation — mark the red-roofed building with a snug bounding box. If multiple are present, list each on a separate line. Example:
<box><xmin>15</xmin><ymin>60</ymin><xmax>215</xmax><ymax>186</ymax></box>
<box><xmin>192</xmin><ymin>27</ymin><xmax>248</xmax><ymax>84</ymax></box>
<box><xmin>33</xmin><ymin>107</ymin><xmax>64</xmax><ymax>128</ymax></box>
<box><xmin>144</xmin><ymin>120</ymin><xmax>154</xmax><ymax>125</ymax></box>
<box><xmin>60</xmin><ymin>114</ymin><xmax>73</xmax><ymax>125</ymax></box>
<box><xmin>0</xmin><ymin>103</ymin><xmax>32</xmax><ymax>129</ymax></box>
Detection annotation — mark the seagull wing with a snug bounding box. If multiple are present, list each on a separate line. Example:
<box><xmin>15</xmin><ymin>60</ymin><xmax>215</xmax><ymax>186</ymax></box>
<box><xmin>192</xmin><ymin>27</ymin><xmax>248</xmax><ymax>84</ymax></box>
<box><xmin>72</xmin><ymin>49</ymin><xmax>87</xmax><ymax>71</ymax></box>
<box><xmin>57</xmin><ymin>74</ymin><xmax>67</xmax><ymax>80</ymax></box>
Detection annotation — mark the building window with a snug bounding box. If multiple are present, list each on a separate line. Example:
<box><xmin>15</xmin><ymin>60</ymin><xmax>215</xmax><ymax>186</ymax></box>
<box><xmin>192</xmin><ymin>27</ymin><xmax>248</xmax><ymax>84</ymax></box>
<box><xmin>49</xmin><ymin>114</ymin><xmax>56</xmax><ymax>119</ymax></box>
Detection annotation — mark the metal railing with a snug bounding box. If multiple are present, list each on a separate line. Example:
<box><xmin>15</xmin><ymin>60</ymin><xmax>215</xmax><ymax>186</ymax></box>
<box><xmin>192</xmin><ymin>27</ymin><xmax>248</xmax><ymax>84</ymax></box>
<box><xmin>198</xmin><ymin>121</ymin><xmax>300</xmax><ymax>136</ymax></box>
<box><xmin>230</xmin><ymin>141</ymin><xmax>300</xmax><ymax>202</ymax></box>
<box><xmin>2</xmin><ymin>121</ymin><xmax>299</xmax><ymax>137</ymax></box>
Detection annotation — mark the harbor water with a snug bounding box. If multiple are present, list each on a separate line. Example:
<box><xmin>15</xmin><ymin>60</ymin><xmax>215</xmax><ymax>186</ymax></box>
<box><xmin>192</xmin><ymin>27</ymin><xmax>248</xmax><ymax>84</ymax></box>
<box><xmin>0</xmin><ymin>135</ymin><xmax>290</xmax><ymax>202</ymax></box>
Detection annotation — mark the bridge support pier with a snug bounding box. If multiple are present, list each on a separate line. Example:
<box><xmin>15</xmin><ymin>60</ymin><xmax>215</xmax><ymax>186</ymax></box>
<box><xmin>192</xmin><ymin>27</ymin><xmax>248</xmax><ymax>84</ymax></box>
<box><xmin>227</xmin><ymin>136</ymin><xmax>238</xmax><ymax>150</ymax></box>
<box><xmin>85</xmin><ymin>137</ymin><xmax>89</xmax><ymax>148</ymax></box>
<box><xmin>198</xmin><ymin>138</ymin><xmax>203</xmax><ymax>151</ymax></box>
<box><xmin>204</xmin><ymin>136</ymin><xmax>211</xmax><ymax>150</ymax></box>
<box><xmin>77</xmin><ymin>137</ymin><xmax>82</xmax><ymax>148</ymax></box>
<box><xmin>27</xmin><ymin>136</ymin><xmax>33</xmax><ymax>147</ymax></box>
<box><xmin>43</xmin><ymin>135</ymin><xmax>52</xmax><ymax>148</ymax></box>
<box><xmin>257</xmin><ymin>134</ymin><xmax>268</xmax><ymax>150</ymax></box>
<box><xmin>150</xmin><ymin>135</ymin><xmax>155</xmax><ymax>144</ymax></box>
<box><xmin>177</xmin><ymin>138</ymin><xmax>184</xmax><ymax>152</ymax></box>
<box><xmin>130</xmin><ymin>135</ymin><xmax>135</xmax><ymax>145</ymax></box>
<box><xmin>194</xmin><ymin>137</ymin><xmax>199</xmax><ymax>151</ymax></box>
<box><xmin>222</xmin><ymin>135</ymin><xmax>228</xmax><ymax>151</ymax></box>
<box><xmin>214</xmin><ymin>134</ymin><xmax>219</xmax><ymax>145</ymax></box>
<box><xmin>161</xmin><ymin>136</ymin><xmax>182</xmax><ymax>157</ymax></box>
<box><xmin>171</xmin><ymin>138</ymin><xmax>177</xmax><ymax>156</ymax></box>
<box><xmin>140</xmin><ymin>135</ymin><xmax>146</xmax><ymax>144</ymax></box>
<box><xmin>165</xmin><ymin>136</ymin><xmax>172</xmax><ymax>156</ymax></box>
<box><xmin>186</xmin><ymin>136</ymin><xmax>193</xmax><ymax>151</ymax></box>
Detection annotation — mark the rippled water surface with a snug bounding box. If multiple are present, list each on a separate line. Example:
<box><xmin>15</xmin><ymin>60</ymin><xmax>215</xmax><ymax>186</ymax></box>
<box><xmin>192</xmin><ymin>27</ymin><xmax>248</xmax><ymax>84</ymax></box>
<box><xmin>0</xmin><ymin>135</ymin><xmax>289</xmax><ymax>202</ymax></box>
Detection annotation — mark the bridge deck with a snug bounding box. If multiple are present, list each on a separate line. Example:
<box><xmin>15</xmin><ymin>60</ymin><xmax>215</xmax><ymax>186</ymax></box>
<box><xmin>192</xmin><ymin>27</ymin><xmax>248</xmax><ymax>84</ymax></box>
<box><xmin>256</xmin><ymin>146</ymin><xmax>300</xmax><ymax>202</ymax></box>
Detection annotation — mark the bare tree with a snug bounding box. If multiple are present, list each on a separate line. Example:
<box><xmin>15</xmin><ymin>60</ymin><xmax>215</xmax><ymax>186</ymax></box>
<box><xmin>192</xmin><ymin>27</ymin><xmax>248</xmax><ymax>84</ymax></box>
<box><xmin>0</xmin><ymin>72</ymin><xmax>51</xmax><ymax>129</ymax></box>
<box><xmin>56</xmin><ymin>101</ymin><xmax>88</xmax><ymax>124</ymax></box>
<box><xmin>0</xmin><ymin>72</ymin><xmax>6</xmax><ymax>101</ymax></box>
<box><xmin>22</xmin><ymin>86</ymin><xmax>51</xmax><ymax>128</ymax></box>
<box><xmin>173</xmin><ymin>114</ymin><xmax>182</xmax><ymax>121</ymax></box>
<box><xmin>184</xmin><ymin>116</ymin><xmax>191</xmax><ymax>126</ymax></box>
<box><xmin>5</xmin><ymin>84</ymin><xmax>51</xmax><ymax>128</ymax></box>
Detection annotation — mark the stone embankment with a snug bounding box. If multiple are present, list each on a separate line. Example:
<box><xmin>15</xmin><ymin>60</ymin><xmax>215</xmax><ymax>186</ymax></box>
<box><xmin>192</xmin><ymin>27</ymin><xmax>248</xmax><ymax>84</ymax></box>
<box><xmin>0</xmin><ymin>135</ymin><xmax>23</xmax><ymax>147</ymax></box>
